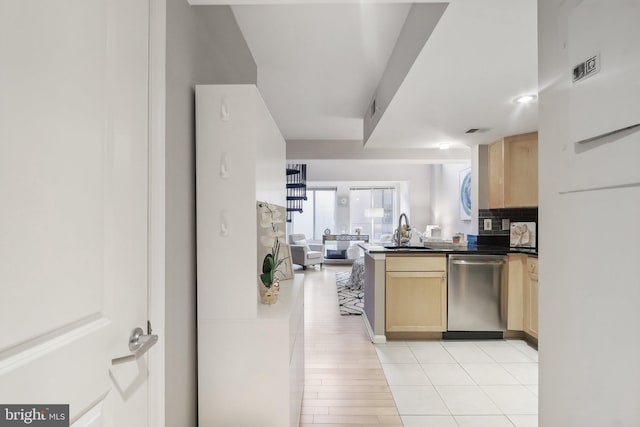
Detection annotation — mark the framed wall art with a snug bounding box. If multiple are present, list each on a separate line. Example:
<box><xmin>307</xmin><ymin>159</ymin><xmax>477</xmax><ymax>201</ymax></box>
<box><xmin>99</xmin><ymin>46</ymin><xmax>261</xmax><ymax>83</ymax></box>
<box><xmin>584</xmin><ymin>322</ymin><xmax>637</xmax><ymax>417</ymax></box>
<box><xmin>459</xmin><ymin>168</ymin><xmax>472</xmax><ymax>221</ymax></box>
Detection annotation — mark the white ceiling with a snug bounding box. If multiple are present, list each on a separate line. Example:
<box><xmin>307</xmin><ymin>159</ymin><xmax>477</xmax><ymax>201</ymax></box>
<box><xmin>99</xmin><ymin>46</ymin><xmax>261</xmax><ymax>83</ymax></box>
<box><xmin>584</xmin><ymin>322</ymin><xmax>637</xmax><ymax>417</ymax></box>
<box><xmin>229</xmin><ymin>0</ymin><xmax>538</xmax><ymax>150</ymax></box>
<box><xmin>367</xmin><ymin>0</ymin><xmax>538</xmax><ymax>148</ymax></box>
<box><xmin>232</xmin><ymin>3</ymin><xmax>411</xmax><ymax>140</ymax></box>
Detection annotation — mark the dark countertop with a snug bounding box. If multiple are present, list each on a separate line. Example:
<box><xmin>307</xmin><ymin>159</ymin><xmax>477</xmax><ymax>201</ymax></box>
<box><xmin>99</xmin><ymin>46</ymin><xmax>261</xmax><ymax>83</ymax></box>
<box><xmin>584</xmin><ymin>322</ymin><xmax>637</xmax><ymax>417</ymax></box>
<box><xmin>361</xmin><ymin>243</ymin><xmax>538</xmax><ymax>256</ymax></box>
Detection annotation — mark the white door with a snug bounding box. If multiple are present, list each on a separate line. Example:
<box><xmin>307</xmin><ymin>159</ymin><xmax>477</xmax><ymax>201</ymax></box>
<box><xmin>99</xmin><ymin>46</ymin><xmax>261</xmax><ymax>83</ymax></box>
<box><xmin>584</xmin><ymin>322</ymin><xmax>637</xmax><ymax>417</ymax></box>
<box><xmin>0</xmin><ymin>1</ymin><xmax>153</xmax><ymax>426</ymax></box>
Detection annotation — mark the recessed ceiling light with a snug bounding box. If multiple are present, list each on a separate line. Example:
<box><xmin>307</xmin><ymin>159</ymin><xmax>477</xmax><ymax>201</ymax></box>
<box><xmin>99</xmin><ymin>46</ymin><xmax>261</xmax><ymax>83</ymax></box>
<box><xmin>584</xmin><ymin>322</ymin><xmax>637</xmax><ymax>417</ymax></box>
<box><xmin>438</xmin><ymin>143</ymin><xmax>450</xmax><ymax>150</ymax></box>
<box><xmin>514</xmin><ymin>94</ymin><xmax>537</xmax><ymax>104</ymax></box>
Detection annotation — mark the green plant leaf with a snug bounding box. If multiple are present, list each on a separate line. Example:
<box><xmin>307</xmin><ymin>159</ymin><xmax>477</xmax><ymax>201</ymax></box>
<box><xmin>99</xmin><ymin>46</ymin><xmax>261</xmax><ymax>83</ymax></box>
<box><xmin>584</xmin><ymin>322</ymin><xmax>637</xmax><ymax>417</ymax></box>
<box><xmin>262</xmin><ymin>253</ymin><xmax>274</xmax><ymax>274</ymax></box>
<box><xmin>260</xmin><ymin>271</ymin><xmax>271</xmax><ymax>287</ymax></box>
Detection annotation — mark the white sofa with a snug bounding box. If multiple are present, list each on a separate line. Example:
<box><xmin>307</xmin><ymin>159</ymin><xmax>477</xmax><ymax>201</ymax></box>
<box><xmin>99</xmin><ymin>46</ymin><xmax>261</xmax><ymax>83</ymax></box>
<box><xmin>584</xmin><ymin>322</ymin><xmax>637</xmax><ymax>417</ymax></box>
<box><xmin>289</xmin><ymin>234</ymin><xmax>324</xmax><ymax>269</ymax></box>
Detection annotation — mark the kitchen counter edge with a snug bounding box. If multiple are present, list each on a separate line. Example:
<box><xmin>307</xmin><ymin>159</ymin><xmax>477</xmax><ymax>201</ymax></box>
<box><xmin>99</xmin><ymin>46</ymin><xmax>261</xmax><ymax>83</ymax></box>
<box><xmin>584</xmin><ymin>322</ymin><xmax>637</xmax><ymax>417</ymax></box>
<box><xmin>360</xmin><ymin>243</ymin><xmax>538</xmax><ymax>256</ymax></box>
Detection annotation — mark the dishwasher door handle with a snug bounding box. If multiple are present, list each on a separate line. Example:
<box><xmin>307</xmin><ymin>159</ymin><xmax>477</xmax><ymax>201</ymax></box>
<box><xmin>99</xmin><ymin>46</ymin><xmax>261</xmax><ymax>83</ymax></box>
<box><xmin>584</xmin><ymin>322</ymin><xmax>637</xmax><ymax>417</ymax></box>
<box><xmin>450</xmin><ymin>260</ymin><xmax>506</xmax><ymax>266</ymax></box>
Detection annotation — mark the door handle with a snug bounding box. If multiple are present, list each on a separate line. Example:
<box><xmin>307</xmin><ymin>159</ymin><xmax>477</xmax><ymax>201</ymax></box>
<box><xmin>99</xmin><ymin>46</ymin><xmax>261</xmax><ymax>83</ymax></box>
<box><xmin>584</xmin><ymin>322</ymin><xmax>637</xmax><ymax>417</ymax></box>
<box><xmin>112</xmin><ymin>323</ymin><xmax>159</xmax><ymax>365</ymax></box>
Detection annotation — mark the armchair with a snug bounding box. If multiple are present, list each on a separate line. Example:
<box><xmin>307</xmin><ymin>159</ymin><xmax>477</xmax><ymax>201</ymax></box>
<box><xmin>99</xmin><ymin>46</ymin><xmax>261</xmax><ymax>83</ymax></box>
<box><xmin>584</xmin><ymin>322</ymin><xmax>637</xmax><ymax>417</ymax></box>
<box><xmin>289</xmin><ymin>234</ymin><xmax>324</xmax><ymax>269</ymax></box>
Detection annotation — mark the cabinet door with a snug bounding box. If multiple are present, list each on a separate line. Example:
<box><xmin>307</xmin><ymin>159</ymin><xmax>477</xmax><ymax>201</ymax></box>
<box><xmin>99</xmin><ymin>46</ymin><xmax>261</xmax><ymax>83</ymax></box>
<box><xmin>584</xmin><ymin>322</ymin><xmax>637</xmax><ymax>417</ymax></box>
<box><xmin>507</xmin><ymin>254</ymin><xmax>525</xmax><ymax>330</ymax></box>
<box><xmin>504</xmin><ymin>132</ymin><xmax>538</xmax><ymax>207</ymax></box>
<box><xmin>488</xmin><ymin>139</ymin><xmax>505</xmax><ymax>209</ymax></box>
<box><xmin>528</xmin><ymin>274</ymin><xmax>539</xmax><ymax>338</ymax></box>
<box><xmin>386</xmin><ymin>256</ymin><xmax>446</xmax><ymax>272</ymax></box>
<box><xmin>386</xmin><ymin>272</ymin><xmax>447</xmax><ymax>332</ymax></box>
<box><xmin>523</xmin><ymin>257</ymin><xmax>539</xmax><ymax>338</ymax></box>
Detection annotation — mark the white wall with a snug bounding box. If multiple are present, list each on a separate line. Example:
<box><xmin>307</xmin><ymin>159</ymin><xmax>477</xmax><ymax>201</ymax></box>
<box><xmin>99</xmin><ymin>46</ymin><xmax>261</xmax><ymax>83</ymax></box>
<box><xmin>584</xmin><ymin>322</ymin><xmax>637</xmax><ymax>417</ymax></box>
<box><xmin>539</xmin><ymin>1</ymin><xmax>640</xmax><ymax>425</ymax></box>
<box><xmin>165</xmin><ymin>3</ymin><xmax>256</xmax><ymax>425</ymax></box>
<box><xmin>303</xmin><ymin>162</ymin><xmax>432</xmax><ymax>234</ymax></box>
<box><xmin>428</xmin><ymin>163</ymin><xmax>473</xmax><ymax>239</ymax></box>
<box><xmin>256</xmin><ymin>98</ymin><xmax>287</xmax><ymax>206</ymax></box>
<box><xmin>470</xmin><ymin>145</ymin><xmax>489</xmax><ymax>235</ymax></box>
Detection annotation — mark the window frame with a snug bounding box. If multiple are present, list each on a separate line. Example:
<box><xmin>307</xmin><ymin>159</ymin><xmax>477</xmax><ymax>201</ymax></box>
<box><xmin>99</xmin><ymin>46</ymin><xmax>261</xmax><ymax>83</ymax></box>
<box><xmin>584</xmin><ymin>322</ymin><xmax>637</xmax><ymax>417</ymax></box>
<box><xmin>292</xmin><ymin>187</ymin><xmax>337</xmax><ymax>241</ymax></box>
<box><xmin>349</xmin><ymin>186</ymin><xmax>397</xmax><ymax>242</ymax></box>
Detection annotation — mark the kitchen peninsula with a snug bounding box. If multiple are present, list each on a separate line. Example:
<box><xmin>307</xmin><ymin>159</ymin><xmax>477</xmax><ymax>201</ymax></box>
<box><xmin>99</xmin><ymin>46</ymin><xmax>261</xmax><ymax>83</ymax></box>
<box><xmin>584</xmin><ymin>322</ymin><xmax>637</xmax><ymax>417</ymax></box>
<box><xmin>361</xmin><ymin>244</ymin><xmax>538</xmax><ymax>344</ymax></box>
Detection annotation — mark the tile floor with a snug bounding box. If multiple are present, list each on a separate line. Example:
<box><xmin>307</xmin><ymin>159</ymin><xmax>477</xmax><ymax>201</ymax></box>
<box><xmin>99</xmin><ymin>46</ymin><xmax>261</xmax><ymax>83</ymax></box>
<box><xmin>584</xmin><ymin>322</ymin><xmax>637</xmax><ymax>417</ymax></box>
<box><xmin>300</xmin><ymin>266</ymin><xmax>539</xmax><ymax>427</ymax></box>
<box><xmin>376</xmin><ymin>340</ymin><xmax>538</xmax><ymax>426</ymax></box>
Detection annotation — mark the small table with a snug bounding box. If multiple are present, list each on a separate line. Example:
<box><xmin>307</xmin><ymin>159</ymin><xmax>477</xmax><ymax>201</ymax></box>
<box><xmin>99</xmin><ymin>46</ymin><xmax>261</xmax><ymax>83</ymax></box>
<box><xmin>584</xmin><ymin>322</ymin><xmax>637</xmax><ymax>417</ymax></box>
<box><xmin>322</xmin><ymin>234</ymin><xmax>369</xmax><ymax>264</ymax></box>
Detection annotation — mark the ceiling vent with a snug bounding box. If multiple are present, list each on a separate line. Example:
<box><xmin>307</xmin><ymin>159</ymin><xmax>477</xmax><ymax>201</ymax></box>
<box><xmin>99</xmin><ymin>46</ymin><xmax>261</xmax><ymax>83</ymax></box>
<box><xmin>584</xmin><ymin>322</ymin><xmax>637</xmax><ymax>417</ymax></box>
<box><xmin>465</xmin><ymin>128</ymin><xmax>480</xmax><ymax>134</ymax></box>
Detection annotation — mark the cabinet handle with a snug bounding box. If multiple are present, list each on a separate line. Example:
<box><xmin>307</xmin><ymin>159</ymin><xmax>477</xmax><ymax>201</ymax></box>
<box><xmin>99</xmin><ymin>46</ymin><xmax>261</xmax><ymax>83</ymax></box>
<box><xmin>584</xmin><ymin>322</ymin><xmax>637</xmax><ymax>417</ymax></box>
<box><xmin>575</xmin><ymin>122</ymin><xmax>640</xmax><ymax>145</ymax></box>
<box><xmin>450</xmin><ymin>260</ymin><xmax>505</xmax><ymax>266</ymax></box>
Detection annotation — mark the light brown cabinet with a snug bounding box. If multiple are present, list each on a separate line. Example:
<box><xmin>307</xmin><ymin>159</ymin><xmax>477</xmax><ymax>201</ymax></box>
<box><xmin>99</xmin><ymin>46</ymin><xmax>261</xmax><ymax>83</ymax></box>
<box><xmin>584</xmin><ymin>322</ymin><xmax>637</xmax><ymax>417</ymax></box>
<box><xmin>385</xmin><ymin>256</ymin><xmax>447</xmax><ymax>332</ymax></box>
<box><xmin>507</xmin><ymin>254</ymin><xmax>526</xmax><ymax>330</ymax></box>
<box><xmin>507</xmin><ymin>254</ymin><xmax>538</xmax><ymax>340</ymax></box>
<box><xmin>488</xmin><ymin>132</ymin><xmax>538</xmax><ymax>208</ymax></box>
<box><xmin>523</xmin><ymin>256</ymin><xmax>539</xmax><ymax>338</ymax></box>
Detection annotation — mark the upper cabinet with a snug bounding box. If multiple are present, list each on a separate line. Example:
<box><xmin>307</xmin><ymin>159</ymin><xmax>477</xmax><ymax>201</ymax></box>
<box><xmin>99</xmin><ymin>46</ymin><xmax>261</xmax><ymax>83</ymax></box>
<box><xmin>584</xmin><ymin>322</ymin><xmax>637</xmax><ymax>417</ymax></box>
<box><xmin>488</xmin><ymin>132</ymin><xmax>538</xmax><ymax>208</ymax></box>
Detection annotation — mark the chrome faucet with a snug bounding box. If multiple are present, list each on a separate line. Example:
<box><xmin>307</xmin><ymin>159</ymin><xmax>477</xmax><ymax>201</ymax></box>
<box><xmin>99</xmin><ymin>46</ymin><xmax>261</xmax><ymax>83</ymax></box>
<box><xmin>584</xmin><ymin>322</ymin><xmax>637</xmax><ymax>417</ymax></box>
<box><xmin>396</xmin><ymin>213</ymin><xmax>411</xmax><ymax>247</ymax></box>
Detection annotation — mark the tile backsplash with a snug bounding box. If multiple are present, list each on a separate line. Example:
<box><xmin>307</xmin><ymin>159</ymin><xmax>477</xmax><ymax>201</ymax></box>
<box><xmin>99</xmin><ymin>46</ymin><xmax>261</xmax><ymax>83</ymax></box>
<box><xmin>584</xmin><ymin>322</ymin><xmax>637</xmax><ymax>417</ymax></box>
<box><xmin>478</xmin><ymin>208</ymin><xmax>538</xmax><ymax>236</ymax></box>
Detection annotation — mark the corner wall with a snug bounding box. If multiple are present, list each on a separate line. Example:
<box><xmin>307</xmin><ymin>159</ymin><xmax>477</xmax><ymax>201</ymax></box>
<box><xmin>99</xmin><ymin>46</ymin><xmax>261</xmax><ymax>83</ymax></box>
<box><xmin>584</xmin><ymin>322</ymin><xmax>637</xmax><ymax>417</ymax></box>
<box><xmin>165</xmin><ymin>2</ymin><xmax>256</xmax><ymax>426</ymax></box>
<box><xmin>470</xmin><ymin>144</ymin><xmax>489</xmax><ymax>235</ymax></box>
<box><xmin>539</xmin><ymin>1</ymin><xmax>640</xmax><ymax>425</ymax></box>
<box><xmin>428</xmin><ymin>163</ymin><xmax>473</xmax><ymax>239</ymax></box>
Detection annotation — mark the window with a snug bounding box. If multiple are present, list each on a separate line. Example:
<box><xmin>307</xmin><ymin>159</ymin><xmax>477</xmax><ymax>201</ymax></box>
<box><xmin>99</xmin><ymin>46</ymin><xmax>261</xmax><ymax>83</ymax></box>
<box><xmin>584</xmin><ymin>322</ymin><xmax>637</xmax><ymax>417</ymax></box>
<box><xmin>349</xmin><ymin>187</ymin><xmax>396</xmax><ymax>241</ymax></box>
<box><xmin>292</xmin><ymin>188</ymin><xmax>336</xmax><ymax>240</ymax></box>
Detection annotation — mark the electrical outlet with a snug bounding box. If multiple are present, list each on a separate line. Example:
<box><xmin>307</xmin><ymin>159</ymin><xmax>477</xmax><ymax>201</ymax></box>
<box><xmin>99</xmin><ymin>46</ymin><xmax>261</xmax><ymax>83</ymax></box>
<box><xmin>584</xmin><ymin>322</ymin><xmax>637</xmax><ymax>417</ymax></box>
<box><xmin>502</xmin><ymin>219</ymin><xmax>510</xmax><ymax>231</ymax></box>
<box><xmin>483</xmin><ymin>219</ymin><xmax>492</xmax><ymax>231</ymax></box>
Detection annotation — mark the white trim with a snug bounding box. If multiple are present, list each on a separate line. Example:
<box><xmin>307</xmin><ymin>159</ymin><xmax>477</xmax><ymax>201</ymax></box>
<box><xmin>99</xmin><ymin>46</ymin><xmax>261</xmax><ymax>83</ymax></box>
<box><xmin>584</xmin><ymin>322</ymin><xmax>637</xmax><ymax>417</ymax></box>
<box><xmin>372</xmin><ymin>334</ymin><xmax>387</xmax><ymax>344</ymax></box>
<box><xmin>148</xmin><ymin>0</ymin><xmax>166</xmax><ymax>426</ymax></box>
<box><xmin>0</xmin><ymin>318</ymin><xmax>110</xmax><ymax>375</ymax></box>
<box><xmin>361</xmin><ymin>311</ymin><xmax>386</xmax><ymax>344</ymax></box>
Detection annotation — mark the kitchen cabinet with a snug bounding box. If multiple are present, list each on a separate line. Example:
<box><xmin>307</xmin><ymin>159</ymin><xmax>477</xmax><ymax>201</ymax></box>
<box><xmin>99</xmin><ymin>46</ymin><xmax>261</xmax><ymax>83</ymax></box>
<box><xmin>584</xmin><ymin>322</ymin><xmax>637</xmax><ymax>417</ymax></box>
<box><xmin>385</xmin><ymin>256</ymin><xmax>447</xmax><ymax>332</ymax></box>
<box><xmin>507</xmin><ymin>253</ymin><xmax>538</xmax><ymax>340</ymax></box>
<box><xmin>488</xmin><ymin>132</ymin><xmax>538</xmax><ymax>208</ymax></box>
<box><xmin>524</xmin><ymin>256</ymin><xmax>539</xmax><ymax>338</ymax></box>
<box><xmin>507</xmin><ymin>254</ymin><xmax>526</xmax><ymax>330</ymax></box>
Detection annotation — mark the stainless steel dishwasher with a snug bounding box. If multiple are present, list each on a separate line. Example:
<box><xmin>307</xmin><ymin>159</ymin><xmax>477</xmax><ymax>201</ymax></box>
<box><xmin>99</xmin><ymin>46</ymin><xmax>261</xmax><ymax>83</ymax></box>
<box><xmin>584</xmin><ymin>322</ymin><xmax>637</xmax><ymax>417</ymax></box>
<box><xmin>445</xmin><ymin>254</ymin><xmax>508</xmax><ymax>339</ymax></box>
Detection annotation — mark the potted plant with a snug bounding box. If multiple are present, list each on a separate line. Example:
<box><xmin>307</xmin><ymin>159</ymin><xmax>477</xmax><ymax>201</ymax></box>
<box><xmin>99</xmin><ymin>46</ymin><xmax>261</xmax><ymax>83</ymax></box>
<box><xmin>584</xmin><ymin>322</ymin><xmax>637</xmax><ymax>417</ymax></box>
<box><xmin>257</xmin><ymin>202</ymin><xmax>287</xmax><ymax>304</ymax></box>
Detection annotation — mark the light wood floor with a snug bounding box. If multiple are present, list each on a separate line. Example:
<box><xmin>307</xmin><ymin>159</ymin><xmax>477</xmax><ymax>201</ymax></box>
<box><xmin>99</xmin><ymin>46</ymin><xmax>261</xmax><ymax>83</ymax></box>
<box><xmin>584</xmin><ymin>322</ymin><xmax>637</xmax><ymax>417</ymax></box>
<box><xmin>300</xmin><ymin>265</ymin><xmax>402</xmax><ymax>427</ymax></box>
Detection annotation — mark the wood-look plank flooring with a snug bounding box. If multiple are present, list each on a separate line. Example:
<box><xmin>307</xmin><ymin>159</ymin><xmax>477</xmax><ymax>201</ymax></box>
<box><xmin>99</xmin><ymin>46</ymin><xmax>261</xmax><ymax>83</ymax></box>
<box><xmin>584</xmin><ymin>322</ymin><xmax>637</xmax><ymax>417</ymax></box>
<box><xmin>300</xmin><ymin>265</ymin><xmax>402</xmax><ymax>426</ymax></box>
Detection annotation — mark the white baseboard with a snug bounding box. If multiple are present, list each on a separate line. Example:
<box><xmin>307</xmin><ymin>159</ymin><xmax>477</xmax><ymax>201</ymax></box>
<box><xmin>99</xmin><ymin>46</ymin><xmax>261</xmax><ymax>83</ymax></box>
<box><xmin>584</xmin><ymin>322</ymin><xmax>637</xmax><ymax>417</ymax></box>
<box><xmin>361</xmin><ymin>311</ymin><xmax>386</xmax><ymax>344</ymax></box>
<box><xmin>372</xmin><ymin>334</ymin><xmax>387</xmax><ymax>344</ymax></box>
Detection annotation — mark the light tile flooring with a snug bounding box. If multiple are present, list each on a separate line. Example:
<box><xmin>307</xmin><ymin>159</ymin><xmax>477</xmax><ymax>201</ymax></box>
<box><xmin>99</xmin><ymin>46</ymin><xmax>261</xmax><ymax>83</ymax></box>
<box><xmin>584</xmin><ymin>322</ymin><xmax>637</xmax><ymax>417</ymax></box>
<box><xmin>300</xmin><ymin>266</ymin><xmax>538</xmax><ymax>427</ymax></box>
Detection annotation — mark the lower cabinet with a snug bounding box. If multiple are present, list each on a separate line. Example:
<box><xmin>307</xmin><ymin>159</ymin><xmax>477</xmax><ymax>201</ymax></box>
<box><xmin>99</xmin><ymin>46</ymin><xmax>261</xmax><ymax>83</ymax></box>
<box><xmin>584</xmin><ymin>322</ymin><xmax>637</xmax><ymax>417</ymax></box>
<box><xmin>524</xmin><ymin>257</ymin><xmax>539</xmax><ymax>338</ymax></box>
<box><xmin>507</xmin><ymin>254</ymin><xmax>538</xmax><ymax>340</ymax></box>
<box><xmin>507</xmin><ymin>254</ymin><xmax>526</xmax><ymax>330</ymax></box>
<box><xmin>198</xmin><ymin>276</ymin><xmax>304</xmax><ymax>427</ymax></box>
<box><xmin>385</xmin><ymin>256</ymin><xmax>447</xmax><ymax>332</ymax></box>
